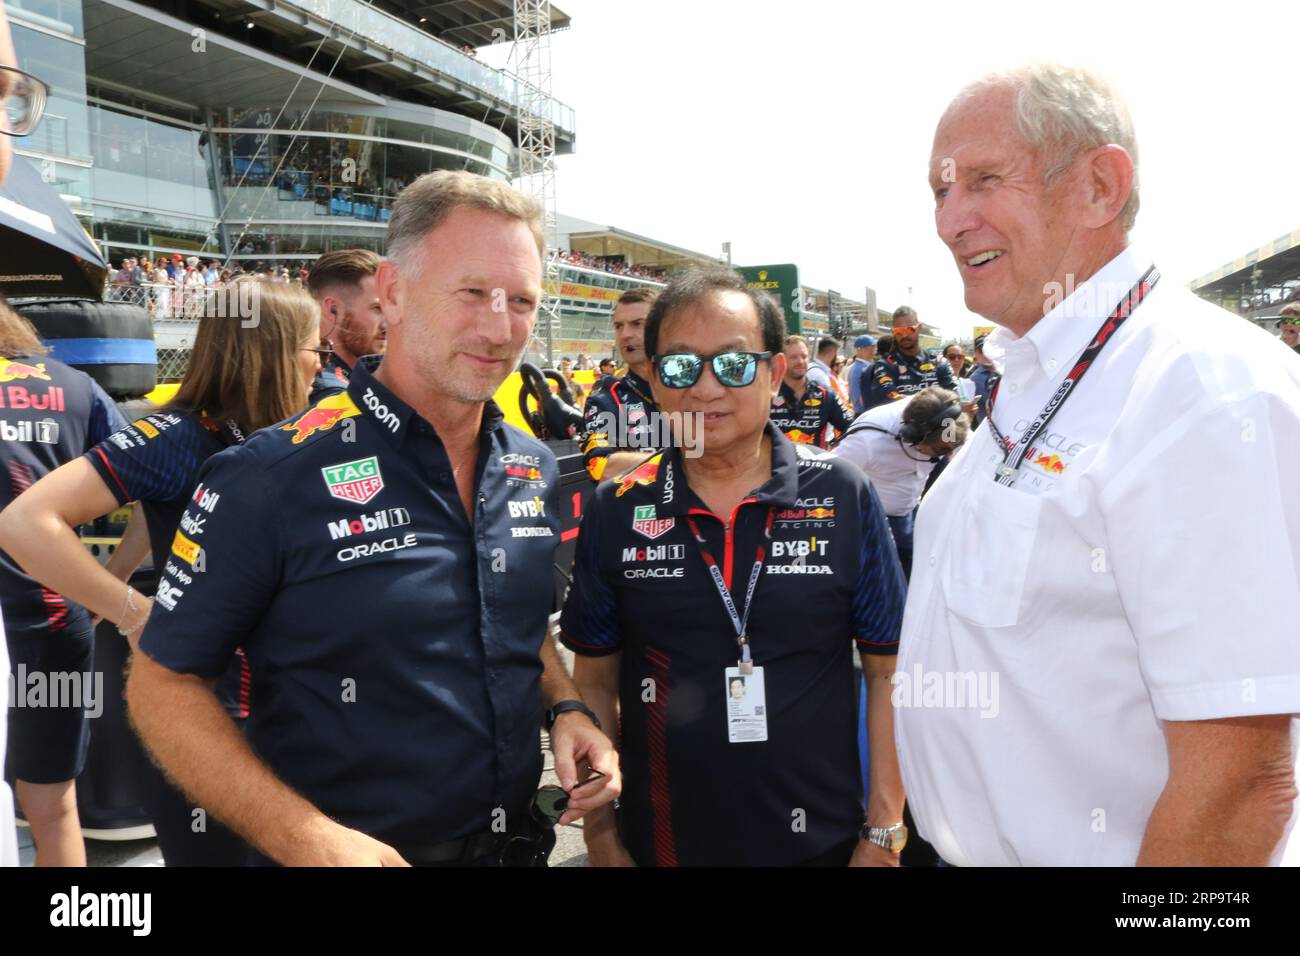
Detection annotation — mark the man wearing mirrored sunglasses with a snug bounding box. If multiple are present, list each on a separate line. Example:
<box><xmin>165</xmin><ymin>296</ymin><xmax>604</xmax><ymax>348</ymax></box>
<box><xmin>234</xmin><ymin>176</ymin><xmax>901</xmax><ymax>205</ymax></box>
<box><xmin>561</xmin><ymin>267</ymin><xmax>908</xmax><ymax>867</ymax></box>
<box><xmin>1280</xmin><ymin>303</ymin><xmax>1300</xmax><ymax>356</ymax></box>
<box><xmin>860</xmin><ymin>305</ymin><xmax>957</xmax><ymax>412</ymax></box>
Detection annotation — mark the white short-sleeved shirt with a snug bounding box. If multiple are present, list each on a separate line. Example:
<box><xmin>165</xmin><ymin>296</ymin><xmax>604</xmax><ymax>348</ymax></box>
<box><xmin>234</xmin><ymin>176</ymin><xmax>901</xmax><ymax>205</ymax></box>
<box><xmin>896</xmin><ymin>247</ymin><xmax>1300</xmax><ymax>867</ymax></box>
<box><xmin>833</xmin><ymin>395</ymin><xmax>938</xmax><ymax>517</ymax></box>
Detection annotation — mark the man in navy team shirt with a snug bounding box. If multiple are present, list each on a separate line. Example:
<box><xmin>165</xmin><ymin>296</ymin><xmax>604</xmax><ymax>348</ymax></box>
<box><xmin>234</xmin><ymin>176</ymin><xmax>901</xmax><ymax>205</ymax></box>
<box><xmin>563</xmin><ymin>268</ymin><xmax>908</xmax><ymax>867</ymax></box>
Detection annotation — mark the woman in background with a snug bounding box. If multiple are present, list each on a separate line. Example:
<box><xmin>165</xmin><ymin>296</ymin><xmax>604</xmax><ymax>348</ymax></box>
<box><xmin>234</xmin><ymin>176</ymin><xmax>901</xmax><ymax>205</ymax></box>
<box><xmin>0</xmin><ymin>278</ymin><xmax>322</xmax><ymax>865</ymax></box>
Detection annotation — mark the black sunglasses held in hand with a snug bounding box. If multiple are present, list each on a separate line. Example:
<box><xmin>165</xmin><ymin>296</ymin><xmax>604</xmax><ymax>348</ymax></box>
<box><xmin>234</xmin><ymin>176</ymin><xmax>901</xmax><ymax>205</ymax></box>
<box><xmin>656</xmin><ymin>351</ymin><xmax>772</xmax><ymax>389</ymax></box>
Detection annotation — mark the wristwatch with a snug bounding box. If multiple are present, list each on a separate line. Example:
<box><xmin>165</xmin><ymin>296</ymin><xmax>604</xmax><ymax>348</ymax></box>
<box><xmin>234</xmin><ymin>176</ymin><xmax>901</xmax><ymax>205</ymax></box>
<box><xmin>544</xmin><ymin>699</ymin><xmax>601</xmax><ymax>731</ymax></box>
<box><xmin>860</xmin><ymin>821</ymin><xmax>908</xmax><ymax>853</ymax></box>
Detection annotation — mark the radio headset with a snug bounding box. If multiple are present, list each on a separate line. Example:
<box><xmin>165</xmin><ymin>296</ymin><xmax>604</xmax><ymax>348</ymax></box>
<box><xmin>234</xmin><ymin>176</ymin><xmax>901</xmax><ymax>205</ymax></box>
<box><xmin>839</xmin><ymin>396</ymin><xmax>962</xmax><ymax>463</ymax></box>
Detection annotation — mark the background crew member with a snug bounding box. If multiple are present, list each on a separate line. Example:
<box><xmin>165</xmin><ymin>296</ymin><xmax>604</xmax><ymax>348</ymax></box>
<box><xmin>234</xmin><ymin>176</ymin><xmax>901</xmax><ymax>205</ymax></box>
<box><xmin>770</xmin><ymin>335</ymin><xmax>853</xmax><ymax>448</ymax></box>
<box><xmin>563</xmin><ymin>269</ymin><xmax>908</xmax><ymax>867</ymax></box>
<box><xmin>901</xmin><ymin>62</ymin><xmax>1300</xmax><ymax>866</ymax></box>
<box><xmin>126</xmin><ymin>171</ymin><xmax>619</xmax><ymax>866</ymax></box>
<box><xmin>0</xmin><ymin>278</ymin><xmax>322</xmax><ymax>865</ymax></box>
<box><xmin>834</xmin><ymin>387</ymin><xmax>969</xmax><ymax>579</ymax></box>
<box><xmin>581</xmin><ymin>287</ymin><xmax>661</xmax><ymax>480</ymax></box>
<box><xmin>847</xmin><ymin>335</ymin><xmax>877</xmax><ymax>415</ymax></box>
<box><xmin>305</xmin><ymin>248</ymin><xmax>386</xmax><ymax>402</ymax></box>
<box><xmin>1281</xmin><ymin>303</ymin><xmax>1300</xmax><ymax>355</ymax></box>
<box><xmin>0</xmin><ymin>0</ymin><xmax>27</xmax><ymax>867</ymax></box>
<box><xmin>967</xmin><ymin>334</ymin><xmax>996</xmax><ymax>427</ymax></box>
<box><xmin>860</xmin><ymin>306</ymin><xmax>956</xmax><ymax>411</ymax></box>
<box><xmin>0</xmin><ymin>300</ymin><xmax>125</xmax><ymax>866</ymax></box>
<box><xmin>806</xmin><ymin>336</ymin><xmax>838</xmax><ymax>390</ymax></box>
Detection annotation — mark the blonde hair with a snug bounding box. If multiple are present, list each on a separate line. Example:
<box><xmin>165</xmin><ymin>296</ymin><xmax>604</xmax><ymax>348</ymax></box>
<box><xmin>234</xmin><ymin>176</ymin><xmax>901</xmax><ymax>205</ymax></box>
<box><xmin>0</xmin><ymin>298</ymin><xmax>48</xmax><ymax>357</ymax></box>
<box><xmin>168</xmin><ymin>277</ymin><xmax>318</xmax><ymax>432</ymax></box>
<box><xmin>387</xmin><ymin>171</ymin><xmax>544</xmax><ymax>278</ymax></box>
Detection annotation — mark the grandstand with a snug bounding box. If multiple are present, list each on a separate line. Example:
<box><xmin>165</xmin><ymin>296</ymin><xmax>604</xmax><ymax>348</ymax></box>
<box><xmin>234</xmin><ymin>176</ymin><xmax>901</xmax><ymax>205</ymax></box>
<box><xmin>1190</xmin><ymin>228</ymin><xmax>1300</xmax><ymax>333</ymax></box>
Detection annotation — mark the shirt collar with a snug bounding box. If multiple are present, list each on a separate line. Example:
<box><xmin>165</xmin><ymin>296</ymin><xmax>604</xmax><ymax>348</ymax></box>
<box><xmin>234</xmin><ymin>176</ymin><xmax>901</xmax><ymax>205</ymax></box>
<box><xmin>984</xmin><ymin>246</ymin><xmax>1144</xmax><ymax>377</ymax></box>
<box><xmin>345</xmin><ymin>359</ymin><xmax>504</xmax><ymax>449</ymax></box>
<box><xmin>659</xmin><ymin>422</ymin><xmax>800</xmax><ymax>516</ymax></box>
<box><xmin>622</xmin><ymin>367</ymin><xmax>654</xmax><ymax>401</ymax></box>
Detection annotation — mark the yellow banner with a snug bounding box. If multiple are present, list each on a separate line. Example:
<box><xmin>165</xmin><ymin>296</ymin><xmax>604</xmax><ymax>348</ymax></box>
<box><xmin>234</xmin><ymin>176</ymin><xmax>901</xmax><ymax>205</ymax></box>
<box><xmin>546</xmin><ymin>278</ymin><xmax>623</xmax><ymax>303</ymax></box>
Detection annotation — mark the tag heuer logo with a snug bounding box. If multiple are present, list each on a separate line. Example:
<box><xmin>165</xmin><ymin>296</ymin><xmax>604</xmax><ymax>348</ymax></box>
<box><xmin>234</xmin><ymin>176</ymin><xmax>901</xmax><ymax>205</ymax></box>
<box><xmin>323</xmin><ymin>456</ymin><xmax>384</xmax><ymax>505</ymax></box>
<box><xmin>632</xmin><ymin>504</ymin><xmax>675</xmax><ymax>540</ymax></box>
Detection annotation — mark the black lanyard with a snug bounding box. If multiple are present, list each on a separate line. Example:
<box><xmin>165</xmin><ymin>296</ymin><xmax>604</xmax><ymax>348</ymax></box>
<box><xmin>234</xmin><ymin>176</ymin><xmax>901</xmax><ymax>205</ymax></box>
<box><xmin>984</xmin><ymin>265</ymin><xmax>1159</xmax><ymax>487</ymax></box>
<box><xmin>685</xmin><ymin>507</ymin><xmax>776</xmax><ymax>673</ymax></box>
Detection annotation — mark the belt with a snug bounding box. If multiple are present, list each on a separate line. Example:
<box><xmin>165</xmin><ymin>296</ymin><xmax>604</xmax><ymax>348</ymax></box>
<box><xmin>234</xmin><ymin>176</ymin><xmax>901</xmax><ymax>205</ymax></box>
<box><xmin>395</xmin><ymin>829</ymin><xmax>512</xmax><ymax>866</ymax></box>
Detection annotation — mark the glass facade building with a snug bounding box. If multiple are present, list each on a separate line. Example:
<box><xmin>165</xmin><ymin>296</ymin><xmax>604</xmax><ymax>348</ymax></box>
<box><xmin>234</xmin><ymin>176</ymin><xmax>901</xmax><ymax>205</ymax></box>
<box><xmin>8</xmin><ymin>0</ymin><xmax>564</xmax><ymax>269</ymax></box>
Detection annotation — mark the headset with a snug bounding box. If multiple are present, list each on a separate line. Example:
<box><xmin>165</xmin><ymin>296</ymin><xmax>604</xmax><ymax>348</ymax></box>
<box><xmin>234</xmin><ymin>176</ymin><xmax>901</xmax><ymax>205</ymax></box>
<box><xmin>837</xmin><ymin>395</ymin><xmax>962</xmax><ymax>462</ymax></box>
<box><xmin>898</xmin><ymin>398</ymin><xmax>963</xmax><ymax>446</ymax></box>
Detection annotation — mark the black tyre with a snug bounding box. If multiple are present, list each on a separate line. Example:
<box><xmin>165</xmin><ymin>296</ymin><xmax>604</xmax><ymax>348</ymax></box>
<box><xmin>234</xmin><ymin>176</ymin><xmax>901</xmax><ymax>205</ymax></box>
<box><xmin>15</xmin><ymin>298</ymin><xmax>157</xmax><ymax>399</ymax></box>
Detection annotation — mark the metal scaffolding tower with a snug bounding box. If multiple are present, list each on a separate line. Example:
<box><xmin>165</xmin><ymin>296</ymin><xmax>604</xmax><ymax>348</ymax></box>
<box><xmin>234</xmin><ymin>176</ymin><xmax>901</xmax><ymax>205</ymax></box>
<box><xmin>513</xmin><ymin>0</ymin><xmax>560</xmax><ymax>367</ymax></box>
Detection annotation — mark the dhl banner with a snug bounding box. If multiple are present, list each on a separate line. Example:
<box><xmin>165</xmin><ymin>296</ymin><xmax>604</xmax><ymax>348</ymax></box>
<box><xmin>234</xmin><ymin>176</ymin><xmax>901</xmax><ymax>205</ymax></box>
<box><xmin>546</xmin><ymin>278</ymin><xmax>623</xmax><ymax>304</ymax></box>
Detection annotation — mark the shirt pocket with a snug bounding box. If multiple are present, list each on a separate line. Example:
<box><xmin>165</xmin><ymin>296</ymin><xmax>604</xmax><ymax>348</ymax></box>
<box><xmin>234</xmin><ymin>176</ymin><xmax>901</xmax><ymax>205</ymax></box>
<box><xmin>938</xmin><ymin>477</ymin><xmax>1042</xmax><ymax>629</ymax></box>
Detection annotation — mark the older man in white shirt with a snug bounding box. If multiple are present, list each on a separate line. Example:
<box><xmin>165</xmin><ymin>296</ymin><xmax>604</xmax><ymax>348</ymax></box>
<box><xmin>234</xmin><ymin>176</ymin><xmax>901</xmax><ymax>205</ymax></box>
<box><xmin>898</xmin><ymin>62</ymin><xmax>1300</xmax><ymax>866</ymax></box>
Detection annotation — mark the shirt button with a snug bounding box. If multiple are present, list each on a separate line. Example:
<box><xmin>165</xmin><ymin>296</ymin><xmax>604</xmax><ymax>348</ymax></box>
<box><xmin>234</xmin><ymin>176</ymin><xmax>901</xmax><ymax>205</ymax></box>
<box><xmin>438</xmin><ymin>470</ymin><xmax>451</xmax><ymax>482</ymax></box>
<box><xmin>1046</xmin><ymin>359</ymin><xmax>1058</xmax><ymax>371</ymax></box>
<box><xmin>929</xmin><ymin>555</ymin><xmax>937</xmax><ymax>567</ymax></box>
<box><xmin>1008</xmin><ymin>383</ymin><xmax>1019</xmax><ymax>394</ymax></box>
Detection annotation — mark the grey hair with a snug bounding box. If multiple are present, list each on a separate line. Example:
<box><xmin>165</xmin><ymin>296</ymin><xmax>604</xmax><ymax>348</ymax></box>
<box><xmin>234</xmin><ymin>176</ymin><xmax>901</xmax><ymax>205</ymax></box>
<box><xmin>386</xmin><ymin>170</ymin><xmax>545</xmax><ymax>278</ymax></box>
<box><xmin>956</xmin><ymin>62</ymin><xmax>1140</xmax><ymax>231</ymax></box>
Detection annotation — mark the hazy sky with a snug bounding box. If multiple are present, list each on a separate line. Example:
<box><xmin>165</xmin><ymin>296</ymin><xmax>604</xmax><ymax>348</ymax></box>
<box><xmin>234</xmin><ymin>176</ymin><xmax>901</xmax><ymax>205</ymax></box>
<box><xmin>481</xmin><ymin>0</ymin><xmax>1300</xmax><ymax>338</ymax></box>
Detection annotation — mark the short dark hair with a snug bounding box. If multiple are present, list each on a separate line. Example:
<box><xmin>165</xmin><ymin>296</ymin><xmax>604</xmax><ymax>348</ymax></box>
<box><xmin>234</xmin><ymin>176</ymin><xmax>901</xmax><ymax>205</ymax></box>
<box><xmin>617</xmin><ymin>287</ymin><xmax>660</xmax><ymax>308</ymax></box>
<box><xmin>816</xmin><ymin>337</ymin><xmax>838</xmax><ymax>359</ymax></box>
<box><xmin>644</xmin><ymin>268</ymin><xmax>785</xmax><ymax>359</ymax></box>
<box><xmin>892</xmin><ymin>305</ymin><xmax>918</xmax><ymax>325</ymax></box>
<box><xmin>306</xmin><ymin>248</ymin><xmax>382</xmax><ymax>300</ymax></box>
<box><xmin>876</xmin><ymin>334</ymin><xmax>895</xmax><ymax>355</ymax></box>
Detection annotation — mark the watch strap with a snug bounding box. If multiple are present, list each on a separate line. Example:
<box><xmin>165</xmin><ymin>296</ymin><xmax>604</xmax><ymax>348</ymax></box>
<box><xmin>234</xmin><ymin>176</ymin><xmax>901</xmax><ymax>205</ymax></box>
<box><xmin>545</xmin><ymin>699</ymin><xmax>600</xmax><ymax>731</ymax></box>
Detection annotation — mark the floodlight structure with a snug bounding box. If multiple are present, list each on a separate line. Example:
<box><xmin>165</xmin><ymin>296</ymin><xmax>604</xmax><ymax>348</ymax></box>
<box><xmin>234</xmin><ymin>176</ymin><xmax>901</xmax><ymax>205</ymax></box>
<box><xmin>514</xmin><ymin>0</ymin><xmax>560</xmax><ymax>367</ymax></box>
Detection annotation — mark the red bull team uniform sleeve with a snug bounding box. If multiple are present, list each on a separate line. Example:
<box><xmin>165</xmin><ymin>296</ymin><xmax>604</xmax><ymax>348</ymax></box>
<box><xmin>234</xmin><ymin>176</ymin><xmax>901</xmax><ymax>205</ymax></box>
<box><xmin>579</xmin><ymin>370</ymin><xmax>658</xmax><ymax>481</ymax></box>
<box><xmin>138</xmin><ymin>360</ymin><xmax>563</xmax><ymax>849</ymax></box>
<box><xmin>558</xmin><ymin>428</ymin><xmax>907</xmax><ymax>866</ymax></box>
<box><xmin>769</xmin><ymin>382</ymin><xmax>852</xmax><ymax>449</ymax></box>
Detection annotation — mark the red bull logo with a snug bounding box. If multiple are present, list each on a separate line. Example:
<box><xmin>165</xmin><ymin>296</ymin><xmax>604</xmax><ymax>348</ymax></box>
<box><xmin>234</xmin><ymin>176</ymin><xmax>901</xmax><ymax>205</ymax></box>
<box><xmin>785</xmin><ymin>429</ymin><xmax>815</xmax><ymax>444</ymax></box>
<box><xmin>1032</xmin><ymin>453</ymin><xmax>1067</xmax><ymax>475</ymax></box>
<box><xmin>0</xmin><ymin>358</ymin><xmax>51</xmax><ymax>383</ymax></box>
<box><xmin>614</xmin><ymin>453</ymin><xmax>662</xmax><ymax>497</ymax></box>
<box><xmin>805</xmin><ymin>507</ymin><xmax>835</xmax><ymax>520</ymax></box>
<box><xmin>505</xmin><ymin>465</ymin><xmax>544</xmax><ymax>482</ymax></box>
<box><xmin>281</xmin><ymin>393</ymin><xmax>361</xmax><ymax>444</ymax></box>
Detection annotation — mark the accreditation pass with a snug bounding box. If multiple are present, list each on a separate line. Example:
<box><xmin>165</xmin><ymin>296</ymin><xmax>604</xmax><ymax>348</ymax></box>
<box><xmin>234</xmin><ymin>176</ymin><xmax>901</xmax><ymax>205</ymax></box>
<box><xmin>725</xmin><ymin>666</ymin><xmax>768</xmax><ymax>743</ymax></box>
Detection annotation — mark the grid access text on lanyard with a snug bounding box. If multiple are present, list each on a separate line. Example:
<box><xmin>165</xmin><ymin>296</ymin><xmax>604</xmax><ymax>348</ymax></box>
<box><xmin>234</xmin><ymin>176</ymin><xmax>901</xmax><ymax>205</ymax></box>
<box><xmin>685</xmin><ymin>507</ymin><xmax>776</xmax><ymax>675</ymax></box>
<box><xmin>983</xmin><ymin>265</ymin><xmax>1160</xmax><ymax>487</ymax></box>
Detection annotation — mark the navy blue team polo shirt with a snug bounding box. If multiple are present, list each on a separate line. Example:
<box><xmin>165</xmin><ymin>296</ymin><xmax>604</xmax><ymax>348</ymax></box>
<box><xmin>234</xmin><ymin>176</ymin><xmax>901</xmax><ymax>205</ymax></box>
<box><xmin>139</xmin><ymin>361</ymin><xmax>562</xmax><ymax>848</ymax></box>
<box><xmin>87</xmin><ymin>409</ymin><xmax>252</xmax><ymax>717</ymax></box>
<box><xmin>769</xmin><ymin>380</ymin><xmax>854</xmax><ymax>449</ymax></box>
<box><xmin>860</xmin><ymin>347</ymin><xmax>957</xmax><ymax>411</ymax></box>
<box><xmin>309</xmin><ymin>353</ymin><xmax>353</xmax><ymax>404</ymax></box>
<box><xmin>579</xmin><ymin>368</ymin><xmax>659</xmax><ymax>480</ymax></box>
<box><xmin>560</xmin><ymin>423</ymin><xmax>907</xmax><ymax>866</ymax></box>
<box><xmin>0</xmin><ymin>353</ymin><xmax>124</xmax><ymax>635</ymax></box>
